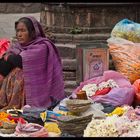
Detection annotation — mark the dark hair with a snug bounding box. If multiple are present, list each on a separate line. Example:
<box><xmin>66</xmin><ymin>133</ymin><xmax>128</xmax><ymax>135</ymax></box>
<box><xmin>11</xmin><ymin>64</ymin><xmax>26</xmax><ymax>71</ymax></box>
<box><xmin>15</xmin><ymin>17</ymin><xmax>36</xmax><ymax>40</ymax></box>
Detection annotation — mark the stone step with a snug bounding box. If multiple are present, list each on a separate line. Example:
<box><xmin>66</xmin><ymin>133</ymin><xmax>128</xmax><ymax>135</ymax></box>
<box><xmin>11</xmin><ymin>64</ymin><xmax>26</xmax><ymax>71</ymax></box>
<box><xmin>63</xmin><ymin>71</ymin><xmax>76</xmax><ymax>81</ymax></box>
<box><xmin>64</xmin><ymin>80</ymin><xmax>78</xmax><ymax>89</ymax></box>
<box><xmin>54</xmin><ymin>33</ymin><xmax>110</xmax><ymax>44</ymax></box>
<box><xmin>64</xmin><ymin>88</ymin><xmax>75</xmax><ymax>97</ymax></box>
<box><xmin>55</xmin><ymin>43</ymin><xmax>76</xmax><ymax>59</ymax></box>
<box><xmin>62</xmin><ymin>58</ymin><xmax>76</xmax><ymax>71</ymax></box>
<box><xmin>46</xmin><ymin>26</ymin><xmax>112</xmax><ymax>34</ymax></box>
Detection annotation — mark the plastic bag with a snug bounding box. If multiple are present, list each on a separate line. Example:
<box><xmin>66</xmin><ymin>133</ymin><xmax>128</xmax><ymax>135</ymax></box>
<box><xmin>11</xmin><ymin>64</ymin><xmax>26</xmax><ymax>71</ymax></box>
<box><xmin>107</xmin><ymin>37</ymin><xmax>140</xmax><ymax>84</ymax></box>
<box><xmin>111</xmin><ymin>19</ymin><xmax>140</xmax><ymax>43</ymax></box>
<box><xmin>15</xmin><ymin>119</ymin><xmax>48</xmax><ymax>137</ymax></box>
<box><xmin>72</xmin><ymin>70</ymin><xmax>135</xmax><ymax>107</ymax></box>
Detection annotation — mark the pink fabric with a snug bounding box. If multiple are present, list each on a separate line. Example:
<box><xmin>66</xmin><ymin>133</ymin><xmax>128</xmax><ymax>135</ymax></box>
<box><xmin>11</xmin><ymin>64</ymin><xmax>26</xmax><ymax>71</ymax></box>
<box><xmin>15</xmin><ymin>120</ymin><xmax>48</xmax><ymax>137</ymax></box>
<box><xmin>73</xmin><ymin>70</ymin><xmax>135</xmax><ymax>106</ymax></box>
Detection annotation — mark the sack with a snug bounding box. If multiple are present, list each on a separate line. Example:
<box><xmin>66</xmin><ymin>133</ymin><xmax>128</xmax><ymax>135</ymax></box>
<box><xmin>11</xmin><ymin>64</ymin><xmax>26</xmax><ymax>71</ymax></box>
<box><xmin>107</xmin><ymin>37</ymin><xmax>140</xmax><ymax>84</ymax></box>
<box><xmin>111</xmin><ymin>19</ymin><xmax>140</xmax><ymax>43</ymax></box>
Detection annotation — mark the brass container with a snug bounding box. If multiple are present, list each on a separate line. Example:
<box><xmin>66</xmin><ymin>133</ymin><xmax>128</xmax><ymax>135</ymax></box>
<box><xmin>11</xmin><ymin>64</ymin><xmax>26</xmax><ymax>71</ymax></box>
<box><xmin>77</xmin><ymin>90</ymin><xmax>88</xmax><ymax>100</ymax></box>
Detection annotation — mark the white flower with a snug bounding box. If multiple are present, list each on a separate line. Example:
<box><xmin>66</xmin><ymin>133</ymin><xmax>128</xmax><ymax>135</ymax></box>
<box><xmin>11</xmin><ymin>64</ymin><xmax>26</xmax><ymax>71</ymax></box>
<box><xmin>82</xmin><ymin>83</ymin><xmax>98</xmax><ymax>97</ymax></box>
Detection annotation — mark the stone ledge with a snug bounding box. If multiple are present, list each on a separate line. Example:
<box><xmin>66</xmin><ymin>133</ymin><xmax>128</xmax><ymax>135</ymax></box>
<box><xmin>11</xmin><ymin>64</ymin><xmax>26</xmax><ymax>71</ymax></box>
<box><xmin>64</xmin><ymin>80</ymin><xmax>78</xmax><ymax>88</ymax></box>
<box><xmin>54</xmin><ymin>33</ymin><xmax>110</xmax><ymax>43</ymax></box>
<box><xmin>45</xmin><ymin>26</ymin><xmax>112</xmax><ymax>34</ymax></box>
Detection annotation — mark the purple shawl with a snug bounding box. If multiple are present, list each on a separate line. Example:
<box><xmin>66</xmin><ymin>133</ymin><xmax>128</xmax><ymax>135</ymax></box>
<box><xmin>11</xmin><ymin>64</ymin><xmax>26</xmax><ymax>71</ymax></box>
<box><xmin>7</xmin><ymin>16</ymin><xmax>65</xmax><ymax>108</ymax></box>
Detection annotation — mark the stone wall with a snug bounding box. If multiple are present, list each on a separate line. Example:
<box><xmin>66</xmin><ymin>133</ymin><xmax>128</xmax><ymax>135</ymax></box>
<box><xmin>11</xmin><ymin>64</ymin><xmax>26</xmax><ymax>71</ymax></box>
<box><xmin>40</xmin><ymin>3</ymin><xmax>140</xmax><ymax>43</ymax></box>
<box><xmin>40</xmin><ymin>3</ymin><xmax>140</xmax><ymax>96</ymax></box>
<box><xmin>0</xmin><ymin>3</ymin><xmax>41</xmax><ymax>13</ymax></box>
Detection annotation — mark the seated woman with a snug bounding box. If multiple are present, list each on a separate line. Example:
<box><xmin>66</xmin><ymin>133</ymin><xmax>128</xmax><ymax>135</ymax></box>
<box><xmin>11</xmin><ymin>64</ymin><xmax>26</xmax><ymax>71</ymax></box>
<box><xmin>0</xmin><ymin>16</ymin><xmax>65</xmax><ymax>110</ymax></box>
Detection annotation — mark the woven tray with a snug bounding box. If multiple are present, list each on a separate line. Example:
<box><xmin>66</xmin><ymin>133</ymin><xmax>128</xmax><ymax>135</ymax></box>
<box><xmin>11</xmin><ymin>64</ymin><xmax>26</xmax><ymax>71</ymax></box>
<box><xmin>67</xmin><ymin>104</ymin><xmax>90</xmax><ymax>113</ymax></box>
<box><xmin>58</xmin><ymin>114</ymin><xmax>93</xmax><ymax>123</ymax></box>
<box><xmin>58</xmin><ymin>115</ymin><xmax>93</xmax><ymax>136</ymax></box>
<box><xmin>0</xmin><ymin>128</ymin><xmax>15</xmax><ymax>134</ymax></box>
<box><xmin>2</xmin><ymin>121</ymin><xmax>17</xmax><ymax>129</ymax></box>
<box><xmin>66</xmin><ymin>99</ymin><xmax>91</xmax><ymax>106</ymax></box>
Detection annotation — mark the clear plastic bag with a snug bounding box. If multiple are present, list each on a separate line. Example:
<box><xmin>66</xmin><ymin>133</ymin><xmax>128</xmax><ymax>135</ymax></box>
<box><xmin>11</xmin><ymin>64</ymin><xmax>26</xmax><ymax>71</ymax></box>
<box><xmin>111</xmin><ymin>19</ymin><xmax>140</xmax><ymax>43</ymax></box>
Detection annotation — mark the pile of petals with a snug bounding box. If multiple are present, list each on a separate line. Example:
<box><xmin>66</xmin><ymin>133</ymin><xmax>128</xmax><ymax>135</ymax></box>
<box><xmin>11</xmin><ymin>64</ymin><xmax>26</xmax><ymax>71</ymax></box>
<box><xmin>0</xmin><ymin>112</ymin><xmax>16</xmax><ymax>126</ymax></box>
<box><xmin>84</xmin><ymin>106</ymin><xmax>140</xmax><ymax>137</ymax></box>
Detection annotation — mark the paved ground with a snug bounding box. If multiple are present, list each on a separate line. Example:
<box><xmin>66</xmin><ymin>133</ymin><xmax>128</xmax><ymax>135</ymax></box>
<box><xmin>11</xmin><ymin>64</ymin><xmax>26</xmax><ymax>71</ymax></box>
<box><xmin>0</xmin><ymin>13</ymin><xmax>40</xmax><ymax>39</ymax></box>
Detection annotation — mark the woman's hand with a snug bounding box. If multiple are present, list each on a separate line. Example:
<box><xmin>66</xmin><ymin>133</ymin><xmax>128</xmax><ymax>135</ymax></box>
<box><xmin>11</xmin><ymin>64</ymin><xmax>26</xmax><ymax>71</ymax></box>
<box><xmin>3</xmin><ymin>54</ymin><xmax>10</xmax><ymax>61</ymax></box>
<box><xmin>0</xmin><ymin>74</ymin><xmax>4</xmax><ymax>81</ymax></box>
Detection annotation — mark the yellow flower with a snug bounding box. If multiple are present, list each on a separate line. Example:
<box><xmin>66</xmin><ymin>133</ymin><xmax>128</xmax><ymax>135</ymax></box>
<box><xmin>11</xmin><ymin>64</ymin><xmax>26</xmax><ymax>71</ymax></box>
<box><xmin>107</xmin><ymin>107</ymin><xmax>124</xmax><ymax>116</ymax></box>
<box><xmin>44</xmin><ymin>122</ymin><xmax>61</xmax><ymax>134</ymax></box>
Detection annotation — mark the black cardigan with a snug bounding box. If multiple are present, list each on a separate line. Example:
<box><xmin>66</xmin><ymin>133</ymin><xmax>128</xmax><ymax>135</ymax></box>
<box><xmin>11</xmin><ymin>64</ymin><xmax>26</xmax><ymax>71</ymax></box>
<box><xmin>0</xmin><ymin>54</ymin><xmax>22</xmax><ymax>77</ymax></box>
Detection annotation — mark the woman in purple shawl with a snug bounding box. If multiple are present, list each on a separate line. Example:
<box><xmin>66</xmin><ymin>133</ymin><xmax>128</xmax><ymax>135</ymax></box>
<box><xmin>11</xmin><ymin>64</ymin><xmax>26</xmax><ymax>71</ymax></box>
<box><xmin>0</xmin><ymin>16</ymin><xmax>65</xmax><ymax>110</ymax></box>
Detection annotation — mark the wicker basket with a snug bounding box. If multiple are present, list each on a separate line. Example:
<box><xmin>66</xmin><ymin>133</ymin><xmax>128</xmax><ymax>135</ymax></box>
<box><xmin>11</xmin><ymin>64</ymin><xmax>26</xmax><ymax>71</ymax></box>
<box><xmin>2</xmin><ymin>121</ymin><xmax>17</xmax><ymax>129</ymax></box>
<box><xmin>58</xmin><ymin>114</ymin><xmax>93</xmax><ymax>136</ymax></box>
<box><xmin>66</xmin><ymin>99</ymin><xmax>91</xmax><ymax>113</ymax></box>
<box><xmin>0</xmin><ymin>128</ymin><xmax>15</xmax><ymax>134</ymax></box>
<box><xmin>67</xmin><ymin>104</ymin><xmax>90</xmax><ymax>113</ymax></box>
<box><xmin>66</xmin><ymin>99</ymin><xmax>91</xmax><ymax>106</ymax></box>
